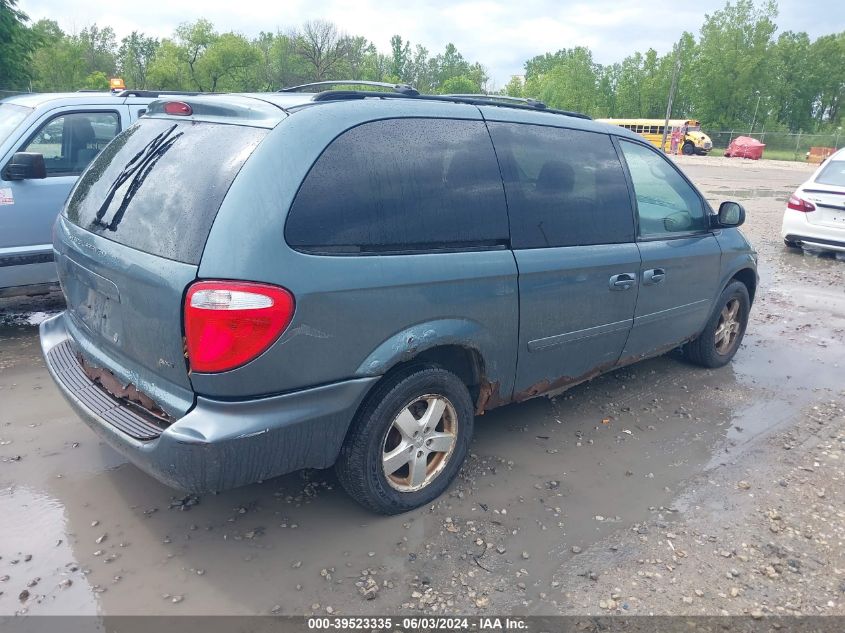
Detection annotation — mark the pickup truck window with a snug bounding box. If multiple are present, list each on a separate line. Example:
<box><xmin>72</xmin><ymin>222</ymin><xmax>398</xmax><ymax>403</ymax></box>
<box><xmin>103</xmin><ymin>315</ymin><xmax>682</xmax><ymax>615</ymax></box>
<box><xmin>21</xmin><ymin>111</ymin><xmax>120</xmax><ymax>177</ymax></box>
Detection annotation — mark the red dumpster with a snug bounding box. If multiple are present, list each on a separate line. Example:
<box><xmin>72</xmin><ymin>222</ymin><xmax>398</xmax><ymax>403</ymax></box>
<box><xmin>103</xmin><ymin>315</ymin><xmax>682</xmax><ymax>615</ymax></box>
<box><xmin>724</xmin><ymin>136</ymin><xmax>765</xmax><ymax>160</ymax></box>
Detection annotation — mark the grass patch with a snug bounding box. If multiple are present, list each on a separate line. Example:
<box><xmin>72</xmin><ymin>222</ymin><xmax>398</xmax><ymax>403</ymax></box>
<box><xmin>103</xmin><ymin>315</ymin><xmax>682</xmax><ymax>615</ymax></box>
<box><xmin>711</xmin><ymin>147</ymin><xmax>809</xmax><ymax>162</ymax></box>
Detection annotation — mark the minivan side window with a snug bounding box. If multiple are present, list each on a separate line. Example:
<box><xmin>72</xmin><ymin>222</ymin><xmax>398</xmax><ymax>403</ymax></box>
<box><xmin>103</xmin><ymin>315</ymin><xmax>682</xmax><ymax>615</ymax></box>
<box><xmin>21</xmin><ymin>111</ymin><xmax>120</xmax><ymax>176</ymax></box>
<box><xmin>285</xmin><ymin>118</ymin><xmax>509</xmax><ymax>254</ymax></box>
<box><xmin>487</xmin><ymin>122</ymin><xmax>635</xmax><ymax>248</ymax></box>
<box><xmin>619</xmin><ymin>140</ymin><xmax>708</xmax><ymax>236</ymax></box>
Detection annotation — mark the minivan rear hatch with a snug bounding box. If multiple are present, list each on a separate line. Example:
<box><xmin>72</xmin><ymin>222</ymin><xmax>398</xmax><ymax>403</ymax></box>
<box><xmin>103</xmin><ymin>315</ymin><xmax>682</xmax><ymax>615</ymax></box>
<box><xmin>54</xmin><ymin>102</ymin><xmax>278</xmax><ymax>418</ymax></box>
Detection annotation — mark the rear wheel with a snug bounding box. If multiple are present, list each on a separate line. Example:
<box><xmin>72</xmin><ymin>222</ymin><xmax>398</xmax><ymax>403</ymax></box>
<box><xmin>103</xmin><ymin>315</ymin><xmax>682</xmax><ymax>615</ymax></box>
<box><xmin>336</xmin><ymin>365</ymin><xmax>474</xmax><ymax>514</ymax></box>
<box><xmin>684</xmin><ymin>281</ymin><xmax>750</xmax><ymax>368</ymax></box>
<box><xmin>682</xmin><ymin>142</ymin><xmax>695</xmax><ymax>155</ymax></box>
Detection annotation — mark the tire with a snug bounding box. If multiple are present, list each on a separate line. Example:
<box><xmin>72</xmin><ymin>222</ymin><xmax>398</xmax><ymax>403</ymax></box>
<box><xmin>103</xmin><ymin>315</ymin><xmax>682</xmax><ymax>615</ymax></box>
<box><xmin>783</xmin><ymin>238</ymin><xmax>801</xmax><ymax>249</ymax></box>
<box><xmin>684</xmin><ymin>281</ymin><xmax>750</xmax><ymax>368</ymax></box>
<box><xmin>682</xmin><ymin>142</ymin><xmax>695</xmax><ymax>155</ymax></box>
<box><xmin>336</xmin><ymin>365</ymin><xmax>474</xmax><ymax>515</ymax></box>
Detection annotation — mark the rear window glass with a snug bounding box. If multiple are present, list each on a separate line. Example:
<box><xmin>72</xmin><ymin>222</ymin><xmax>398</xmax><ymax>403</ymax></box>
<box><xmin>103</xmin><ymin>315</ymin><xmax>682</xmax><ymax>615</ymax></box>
<box><xmin>816</xmin><ymin>160</ymin><xmax>845</xmax><ymax>187</ymax></box>
<box><xmin>488</xmin><ymin>122</ymin><xmax>635</xmax><ymax>248</ymax></box>
<box><xmin>285</xmin><ymin>118</ymin><xmax>509</xmax><ymax>254</ymax></box>
<box><xmin>64</xmin><ymin>119</ymin><xmax>267</xmax><ymax>264</ymax></box>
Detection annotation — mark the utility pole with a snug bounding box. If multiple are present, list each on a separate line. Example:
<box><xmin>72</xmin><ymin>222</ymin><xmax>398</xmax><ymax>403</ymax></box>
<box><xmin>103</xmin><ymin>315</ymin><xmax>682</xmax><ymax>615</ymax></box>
<box><xmin>750</xmin><ymin>91</ymin><xmax>761</xmax><ymax>134</ymax></box>
<box><xmin>661</xmin><ymin>43</ymin><xmax>681</xmax><ymax>153</ymax></box>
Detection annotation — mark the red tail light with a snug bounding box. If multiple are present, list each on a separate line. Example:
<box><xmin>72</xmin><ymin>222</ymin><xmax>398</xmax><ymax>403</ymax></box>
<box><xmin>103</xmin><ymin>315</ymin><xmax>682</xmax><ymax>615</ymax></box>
<box><xmin>164</xmin><ymin>101</ymin><xmax>192</xmax><ymax>116</ymax></box>
<box><xmin>184</xmin><ymin>281</ymin><xmax>295</xmax><ymax>373</ymax></box>
<box><xmin>787</xmin><ymin>194</ymin><xmax>815</xmax><ymax>212</ymax></box>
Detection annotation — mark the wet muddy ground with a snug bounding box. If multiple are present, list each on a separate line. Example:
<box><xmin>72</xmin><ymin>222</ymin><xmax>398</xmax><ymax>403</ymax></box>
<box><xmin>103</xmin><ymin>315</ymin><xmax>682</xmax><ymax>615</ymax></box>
<box><xmin>1</xmin><ymin>157</ymin><xmax>843</xmax><ymax>616</ymax></box>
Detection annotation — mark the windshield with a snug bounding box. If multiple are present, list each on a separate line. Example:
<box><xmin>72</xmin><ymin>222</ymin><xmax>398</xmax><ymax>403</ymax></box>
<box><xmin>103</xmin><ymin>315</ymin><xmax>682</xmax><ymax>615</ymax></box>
<box><xmin>64</xmin><ymin>118</ymin><xmax>267</xmax><ymax>264</ymax></box>
<box><xmin>815</xmin><ymin>160</ymin><xmax>845</xmax><ymax>188</ymax></box>
<box><xmin>687</xmin><ymin>125</ymin><xmax>701</xmax><ymax>132</ymax></box>
<box><xmin>0</xmin><ymin>103</ymin><xmax>32</xmax><ymax>145</ymax></box>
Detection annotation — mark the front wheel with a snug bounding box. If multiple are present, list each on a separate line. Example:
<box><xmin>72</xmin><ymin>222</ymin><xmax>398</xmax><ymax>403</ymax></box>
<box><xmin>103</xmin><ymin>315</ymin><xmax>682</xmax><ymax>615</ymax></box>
<box><xmin>682</xmin><ymin>142</ymin><xmax>695</xmax><ymax>155</ymax></box>
<box><xmin>336</xmin><ymin>366</ymin><xmax>474</xmax><ymax>514</ymax></box>
<box><xmin>684</xmin><ymin>281</ymin><xmax>750</xmax><ymax>368</ymax></box>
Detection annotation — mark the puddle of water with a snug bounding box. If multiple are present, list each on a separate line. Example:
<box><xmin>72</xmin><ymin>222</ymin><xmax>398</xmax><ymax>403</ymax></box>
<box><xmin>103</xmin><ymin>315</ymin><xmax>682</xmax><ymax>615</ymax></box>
<box><xmin>0</xmin><ymin>486</ymin><xmax>96</xmax><ymax>615</ymax></box>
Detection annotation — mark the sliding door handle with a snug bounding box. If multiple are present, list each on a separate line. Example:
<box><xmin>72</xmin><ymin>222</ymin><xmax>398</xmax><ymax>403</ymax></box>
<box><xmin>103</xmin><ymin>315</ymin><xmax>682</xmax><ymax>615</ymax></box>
<box><xmin>643</xmin><ymin>268</ymin><xmax>666</xmax><ymax>285</ymax></box>
<box><xmin>609</xmin><ymin>273</ymin><xmax>636</xmax><ymax>291</ymax></box>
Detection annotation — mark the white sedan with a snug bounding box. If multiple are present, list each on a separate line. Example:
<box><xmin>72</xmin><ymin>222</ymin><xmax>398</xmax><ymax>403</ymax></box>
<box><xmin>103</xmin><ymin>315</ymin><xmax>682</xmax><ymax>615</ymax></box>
<box><xmin>782</xmin><ymin>148</ymin><xmax>845</xmax><ymax>253</ymax></box>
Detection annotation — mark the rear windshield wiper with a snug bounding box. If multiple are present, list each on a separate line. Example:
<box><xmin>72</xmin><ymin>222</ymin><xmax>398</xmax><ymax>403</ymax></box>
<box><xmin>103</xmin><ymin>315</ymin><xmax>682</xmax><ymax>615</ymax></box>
<box><xmin>92</xmin><ymin>124</ymin><xmax>183</xmax><ymax>232</ymax></box>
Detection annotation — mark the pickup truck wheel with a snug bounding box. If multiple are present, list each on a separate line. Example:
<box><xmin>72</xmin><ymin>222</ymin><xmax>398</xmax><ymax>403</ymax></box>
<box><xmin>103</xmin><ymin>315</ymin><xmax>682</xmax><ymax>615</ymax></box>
<box><xmin>336</xmin><ymin>366</ymin><xmax>474</xmax><ymax>515</ymax></box>
<box><xmin>684</xmin><ymin>280</ymin><xmax>750</xmax><ymax>368</ymax></box>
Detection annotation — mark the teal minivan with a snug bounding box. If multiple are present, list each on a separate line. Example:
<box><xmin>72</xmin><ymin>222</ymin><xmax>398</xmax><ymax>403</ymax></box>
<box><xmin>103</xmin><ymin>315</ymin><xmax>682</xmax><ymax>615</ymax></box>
<box><xmin>41</xmin><ymin>83</ymin><xmax>758</xmax><ymax>514</ymax></box>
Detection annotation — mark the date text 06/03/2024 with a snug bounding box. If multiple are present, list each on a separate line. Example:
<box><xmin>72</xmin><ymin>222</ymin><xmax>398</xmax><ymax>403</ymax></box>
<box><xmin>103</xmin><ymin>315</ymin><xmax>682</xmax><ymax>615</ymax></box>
<box><xmin>306</xmin><ymin>616</ymin><xmax>528</xmax><ymax>630</ymax></box>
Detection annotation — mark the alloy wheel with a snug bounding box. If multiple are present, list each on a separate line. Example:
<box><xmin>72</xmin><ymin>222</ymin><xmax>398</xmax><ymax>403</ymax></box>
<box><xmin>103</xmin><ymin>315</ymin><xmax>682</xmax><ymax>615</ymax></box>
<box><xmin>381</xmin><ymin>395</ymin><xmax>458</xmax><ymax>492</ymax></box>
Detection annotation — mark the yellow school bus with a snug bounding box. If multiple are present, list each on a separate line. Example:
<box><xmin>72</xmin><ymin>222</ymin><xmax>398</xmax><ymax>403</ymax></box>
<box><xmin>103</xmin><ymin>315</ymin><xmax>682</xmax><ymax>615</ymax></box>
<box><xmin>597</xmin><ymin>118</ymin><xmax>713</xmax><ymax>155</ymax></box>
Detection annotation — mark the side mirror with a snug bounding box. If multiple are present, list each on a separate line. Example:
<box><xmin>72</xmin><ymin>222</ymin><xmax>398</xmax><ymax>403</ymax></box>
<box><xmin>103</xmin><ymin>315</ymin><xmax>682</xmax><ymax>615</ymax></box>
<box><xmin>3</xmin><ymin>152</ymin><xmax>47</xmax><ymax>181</ymax></box>
<box><xmin>717</xmin><ymin>201</ymin><xmax>745</xmax><ymax>227</ymax></box>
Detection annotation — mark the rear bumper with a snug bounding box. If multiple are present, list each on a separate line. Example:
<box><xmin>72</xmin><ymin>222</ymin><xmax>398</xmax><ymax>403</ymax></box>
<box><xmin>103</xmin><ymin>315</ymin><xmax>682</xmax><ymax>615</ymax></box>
<box><xmin>782</xmin><ymin>210</ymin><xmax>845</xmax><ymax>252</ymax></box>
<box><xmin>40</xmin><ymin>313</ymin><xmax>378</xmax><ymax>492</ymax></box>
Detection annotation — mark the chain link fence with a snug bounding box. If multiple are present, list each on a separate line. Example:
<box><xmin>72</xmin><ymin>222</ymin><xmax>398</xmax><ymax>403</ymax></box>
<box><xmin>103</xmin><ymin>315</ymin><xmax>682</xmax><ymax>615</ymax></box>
<box><xmin>708</xmin><ymin>130</ymin><xmax>844</xmax><ymax>161</ymax></box>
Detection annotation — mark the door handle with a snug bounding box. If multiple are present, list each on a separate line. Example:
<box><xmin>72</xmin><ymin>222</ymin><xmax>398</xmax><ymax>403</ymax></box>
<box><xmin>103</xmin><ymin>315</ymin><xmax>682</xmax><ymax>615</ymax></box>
<box><xmin>608</xmin><ymin>273</ymin><xmax>636</xmax><ymax>291</ymax></box>
<box><xmin>643</xmin><ymin>268</ymin><xmax>666</xmax><ymax>285</ymax></box>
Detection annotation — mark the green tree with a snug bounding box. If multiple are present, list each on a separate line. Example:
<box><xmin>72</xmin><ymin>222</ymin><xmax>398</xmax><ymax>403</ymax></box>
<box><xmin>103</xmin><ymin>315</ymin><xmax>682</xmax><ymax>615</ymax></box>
<box><xmin>340</xmin><ymin>35</ymin><xmax>383</xmax><ymax>82</ymax></box>
<box><xmin>146</xmin><ymin>39</ymin><xmax>190</xmax><ymax>89</ymax></box>
<box><xmin>250</xmin><ymin>31</ymin><xmax>310</xmax><ymax>90</ymax></box>
<box><xmin>175</xmin><ymin>19</ymin><xmax>215</xmax><ymax>90</ymax></box>
<box><xmin>0</xmin><ymin>0</ymin><xmax>37</xmax><ymax>90</ymax></box>
<box><xmin>595</xmin><ymin>63</ymin><xmax>620</xmax><ymax>117</ymax></box>
<box><xmin>83</xmin><ymin>70</ymin><xmax>110</xmax><ymax>90</ymax></box>
<box><xmin>118</xmin><ymin>32</ymin><xmax>159</xmax><ymax>89</ymax></box>
<box><xmin>200</xmin><ymin>32</ymin><xmax>261</xmax><ymax>91</ymax></box>
<box><xmin>403</xmin><ymin>44</ymin><xmax>432</xmax><ymax>91</ymax></box>
<box><xmin>438</xmin><ymin>75</ymin><xmax>479</xmax><ymax>94</ymax></box>
<box><xmin>614</xmin><ymin>52</ymin><xmax>644</xmax><ymax>116</ymax></box>
<box><xmin>693</xmin><ymin>0</ymin><xmax>778</xmax><ymax>128</ymax></box>
<box><xmin>78</xmin><ymin>24</ymin><xmax>117</xmax><ymax>77</ymax></box>
<box><xmin>669</xmin><ymin>32</ymin><xmax>699</xmax><ymax>120</ymax></box>
<box><xmin>389</xmin><ymin>35</ymin><xmax>410</xmax><ymax>80</ymax></box>
<box><xmin>30</xmin><ymin>21</ymin><xmax>87</xmax><ymax>90</ymax></box>
<box><xmin>502</xmin><ymin>75</ymin><xmax>524</xmax><ymax>98</ymax></box>
<box><xmin>809</xmin><ymin>32</ymin><xmax>844</xmax><ymax>126</ymax></box>
<box><xmin>295</xmin><ymin>20</ymin><xmax>348</xmax><ymax>81</ymax></box>
<box><xmin>523</xmin><ymin>47</ymin><xmax>598</xmax><ymax>114</ymax></box>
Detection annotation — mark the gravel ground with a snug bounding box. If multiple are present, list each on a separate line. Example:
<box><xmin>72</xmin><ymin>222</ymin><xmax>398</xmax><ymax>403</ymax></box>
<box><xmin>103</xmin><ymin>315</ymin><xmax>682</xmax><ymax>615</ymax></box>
<box><xmin>549</xmin><ymin>155</ymin><xmax>845</xmax><ymax>617</ymax></box>
<box><xmin>1</xmin><ymin>156</ymin><xmax>844</xmax><ymax>618</ymax></box>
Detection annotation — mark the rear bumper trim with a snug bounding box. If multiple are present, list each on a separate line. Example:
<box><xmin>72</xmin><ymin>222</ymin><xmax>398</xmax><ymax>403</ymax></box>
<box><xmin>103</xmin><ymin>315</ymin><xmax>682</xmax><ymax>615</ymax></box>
<box><xmin>46</xmin><ymin>339</ymin><xmax>167</xmax><ymax>441</ymax></box>
<box><xmin>784</xmin><ymin>233</ymin><xmax>845</xmax><ymax>249</ymax></box>
<box><xmin>41</xmin><ymin>312</ymin><xmax>379</xmax><ymax>492</ymax></box>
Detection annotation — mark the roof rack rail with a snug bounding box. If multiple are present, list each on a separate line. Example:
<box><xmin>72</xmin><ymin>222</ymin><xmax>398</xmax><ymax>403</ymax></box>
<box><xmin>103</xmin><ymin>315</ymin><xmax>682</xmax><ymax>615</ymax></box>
<box><xmin>115</xmin><ymin>90</ymin><xmax>206</xmax><ymax>98</ymax></box>
<box><xmin>280</xmin><ymin>80</ymin><xmax>420</xmax><ymax>97</ymax></box>
<box><xmin>293</xmin><ymin>89</ymin><xmax>591</xmax><ymax>120</ymax></box>
<box><xmin>442</xmin><ymin>94</ymin><xmax>548</xmax><ymax>109</ymax></box>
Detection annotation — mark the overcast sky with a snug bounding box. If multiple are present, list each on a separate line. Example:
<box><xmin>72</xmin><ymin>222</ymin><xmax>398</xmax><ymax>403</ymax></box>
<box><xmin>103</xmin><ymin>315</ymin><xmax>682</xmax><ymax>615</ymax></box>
<box><xmin>18</xmin><ymin>0</ymin><xmax>845</xmax><ymax>87</ymax></box>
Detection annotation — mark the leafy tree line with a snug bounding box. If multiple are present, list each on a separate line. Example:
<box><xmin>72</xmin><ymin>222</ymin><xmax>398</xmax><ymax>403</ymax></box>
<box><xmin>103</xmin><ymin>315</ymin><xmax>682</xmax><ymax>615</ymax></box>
<box><xmin>0</xmin><ymin>2</ymin><xmax>488</xmax><ymax>96</ymax></box>
<box><xmin>1</xmin><ymin>0</ymin><xmax>842</xmax><ymax>133</ymax></box>
<box><xmin>506</xmin><ymin>0</ymin><xmax>843</xmax><ymax>133</ymax></box>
